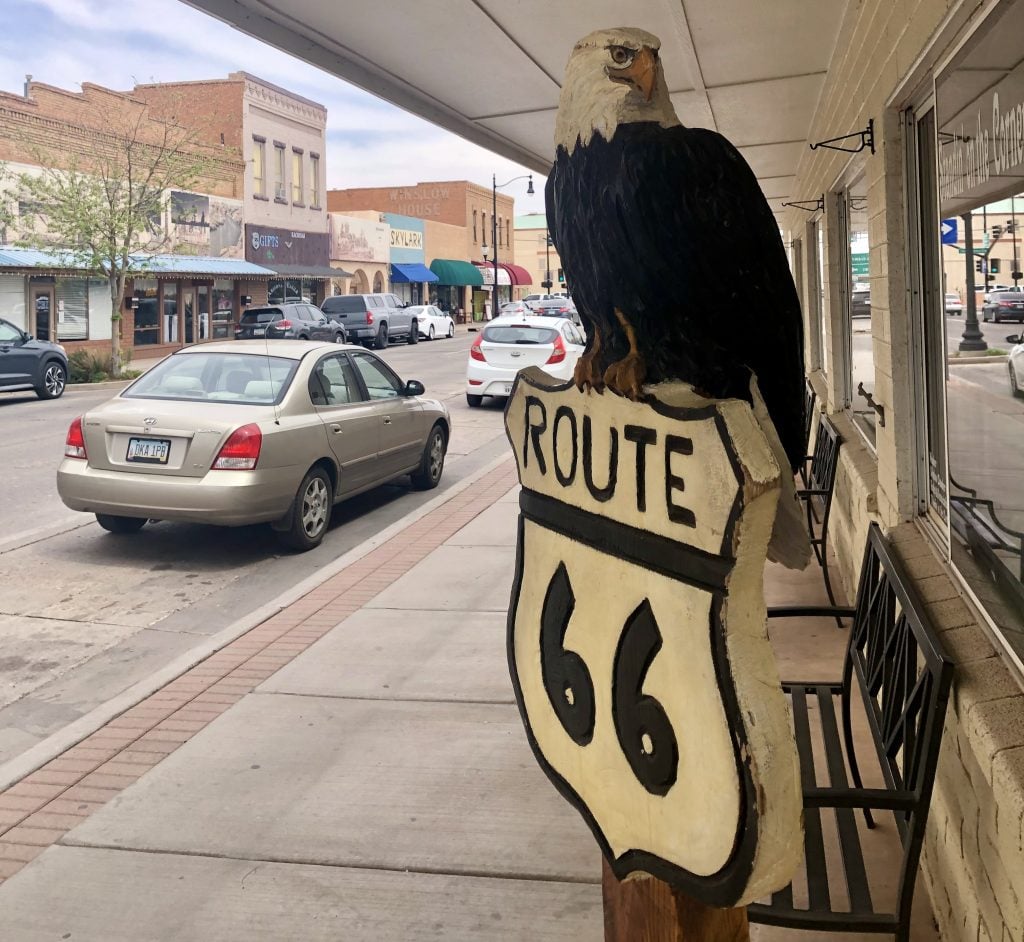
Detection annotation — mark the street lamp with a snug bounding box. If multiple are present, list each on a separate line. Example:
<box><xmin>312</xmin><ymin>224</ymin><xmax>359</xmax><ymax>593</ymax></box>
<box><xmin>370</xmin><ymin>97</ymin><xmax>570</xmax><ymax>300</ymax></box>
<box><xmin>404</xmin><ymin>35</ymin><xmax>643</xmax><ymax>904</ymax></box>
<box><xmin>490</xmin><ymin>172</ymin><xmax>534</xmax><ymax>315</ymax></box>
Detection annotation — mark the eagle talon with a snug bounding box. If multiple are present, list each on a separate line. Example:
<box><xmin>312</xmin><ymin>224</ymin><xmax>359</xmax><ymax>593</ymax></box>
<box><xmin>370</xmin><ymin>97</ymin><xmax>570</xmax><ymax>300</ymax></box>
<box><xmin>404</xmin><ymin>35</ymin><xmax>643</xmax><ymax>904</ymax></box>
<box><xmin>574</xmin><ymin>354</ymin><xmax>605</xmax><ymax>393</ymax></box>
<box><xmin>603</xmin><ymin>353</ymin><xmax>646</xmax><ymax>401</ymax></box>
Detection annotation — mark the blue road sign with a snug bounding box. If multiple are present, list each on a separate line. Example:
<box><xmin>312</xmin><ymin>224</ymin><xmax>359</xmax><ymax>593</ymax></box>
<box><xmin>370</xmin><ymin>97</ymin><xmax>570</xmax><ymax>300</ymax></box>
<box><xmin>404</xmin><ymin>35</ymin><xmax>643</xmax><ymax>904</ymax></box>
<box><xmin>941</xmin><ymin>218</ymin><xmax>958</xmax><ymax>245</ymax></box>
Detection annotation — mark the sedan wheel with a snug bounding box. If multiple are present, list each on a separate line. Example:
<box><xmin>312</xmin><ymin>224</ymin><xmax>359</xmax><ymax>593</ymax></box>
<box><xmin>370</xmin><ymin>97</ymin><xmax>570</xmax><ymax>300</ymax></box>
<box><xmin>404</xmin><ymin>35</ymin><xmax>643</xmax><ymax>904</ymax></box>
<box><xmin>334</xmin><ymin>332</ymin><xmax>345</xmax><ymax>343</ymax></box>
<box><xmin>447</xmin><ymin>322</ymin><xmax>455</xmax><ymax>338</ymax></box>
<box><xmin>1011</xmin><ymin>365</ymin><xmax>1023</xmax><ymax>398</ymax></box>
<box><xmin>428</xmin><ymin>325</ymin><xmax>435</xmax><ymax>340</ymax></box>
<box><xmin>278</xmin><ymin>467</ymin><xmax>332</xmax><ymax>551</ymax></box>
<box><xmin>411</xmin><ymin>425</ymin><xmax>446</xmax><ymax>490</ymax></box>
<box><xmin>407</xmin><ymin>319</ymin><xmax>419</xmax><ymax>344</ymax></box>
<box><xmin>36</xmin><ymin>361</ymin><xmax>67</xmax><ymax>400</ymax></box>
<box><xmin>96</xmin><ymin>514</ymin><xmax>147</xmax><ymax>534</ymax></box>
<box><xmin>466</xmin><ymin>393</ymin><xmax>483</xmax><ymax>407</ymax></box>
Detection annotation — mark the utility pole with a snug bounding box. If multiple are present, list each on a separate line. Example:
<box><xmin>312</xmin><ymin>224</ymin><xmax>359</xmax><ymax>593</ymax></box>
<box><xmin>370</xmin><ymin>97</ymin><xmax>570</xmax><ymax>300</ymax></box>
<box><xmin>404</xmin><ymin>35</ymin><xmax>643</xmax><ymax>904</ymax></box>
<box><xmin>960</xmin><ymin>210</ymin><xmax>987</xmax><ymax>352</ymax></box>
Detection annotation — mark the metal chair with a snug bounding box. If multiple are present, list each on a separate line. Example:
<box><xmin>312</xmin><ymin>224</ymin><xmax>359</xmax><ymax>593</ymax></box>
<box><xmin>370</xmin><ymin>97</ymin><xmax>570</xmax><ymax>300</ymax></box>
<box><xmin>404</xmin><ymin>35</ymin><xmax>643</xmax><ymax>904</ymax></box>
<box><xmin>749</xmin><ymin>524</ymin><xmax>954</xmax><ymax>941</ymax></box>
<box><xmin>798</xmin><ymin>378</ymin><xmax>818</xmax><ymax>489</ymax></box>
<box><xmin>797</xmin><ymin>414</ymin><xmax>843</xmax><ymax>617</ymax></box>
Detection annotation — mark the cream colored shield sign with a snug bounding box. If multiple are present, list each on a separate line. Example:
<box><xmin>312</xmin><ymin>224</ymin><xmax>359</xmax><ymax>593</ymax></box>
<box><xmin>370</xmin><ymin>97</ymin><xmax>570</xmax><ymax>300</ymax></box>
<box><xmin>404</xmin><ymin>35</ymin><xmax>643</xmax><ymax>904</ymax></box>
<box><xmin>505</xmin><ymin>368</ymin><xmax>802</xmax><ymax>907</ymax></box>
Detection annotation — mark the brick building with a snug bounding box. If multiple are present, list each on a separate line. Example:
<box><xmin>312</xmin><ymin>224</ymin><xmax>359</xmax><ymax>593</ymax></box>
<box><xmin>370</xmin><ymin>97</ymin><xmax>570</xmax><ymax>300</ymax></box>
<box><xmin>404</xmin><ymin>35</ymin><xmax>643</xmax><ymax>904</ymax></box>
<box><xmin>328</xmin><ymin>180</ymin><xmax>533</xmax><ymax>316</ymax></box>
<box><xmin>0</xmin><ymin>72</ymin><xmax>336</xmax><ymax>359</ymax></box>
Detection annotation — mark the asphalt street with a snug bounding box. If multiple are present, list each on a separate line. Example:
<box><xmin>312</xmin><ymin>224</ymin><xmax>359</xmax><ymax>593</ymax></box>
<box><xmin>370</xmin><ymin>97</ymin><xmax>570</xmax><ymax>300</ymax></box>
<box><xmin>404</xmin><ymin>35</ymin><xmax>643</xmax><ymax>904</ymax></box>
<box><xmin>0</xmin><ymin>331</ymin><xmax>512</xmax><ymax>765</ymax></box>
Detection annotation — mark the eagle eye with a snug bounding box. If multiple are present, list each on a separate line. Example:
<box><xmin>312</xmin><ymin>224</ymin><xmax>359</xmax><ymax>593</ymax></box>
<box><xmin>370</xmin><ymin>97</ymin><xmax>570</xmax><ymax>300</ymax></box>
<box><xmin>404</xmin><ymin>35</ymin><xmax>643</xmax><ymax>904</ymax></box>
<box><xmin>608</xmin><ymin>45</ymin><xmax>635</xmax><ymax>67</ymax></box>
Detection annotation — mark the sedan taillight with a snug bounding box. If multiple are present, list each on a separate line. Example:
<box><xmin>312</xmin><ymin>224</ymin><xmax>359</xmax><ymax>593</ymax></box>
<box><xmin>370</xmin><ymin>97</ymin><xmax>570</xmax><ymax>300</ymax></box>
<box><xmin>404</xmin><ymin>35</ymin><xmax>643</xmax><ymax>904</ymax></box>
<box><xmin>470</xmin><ymin>335</ymin><xmax>486</xmax><ymax>361</ymax></box>
<box><xmin>213</xmin><ymin>424</ymin><xmax>262</xmax><ymax>470</ymax></box>
<box><xmin>546</xmin><ymin>335</ymin><xmax>567</xmax><ymax>364</ymax></box>
<box><xmin>276</xmin><ymin>319</ymin><xmax>293</xmax><ymax>330</ymax></box>
<box><xmin>65</xmin><ymin>416</ymin><xmax>87</xmax><ymax>459</ymax></box>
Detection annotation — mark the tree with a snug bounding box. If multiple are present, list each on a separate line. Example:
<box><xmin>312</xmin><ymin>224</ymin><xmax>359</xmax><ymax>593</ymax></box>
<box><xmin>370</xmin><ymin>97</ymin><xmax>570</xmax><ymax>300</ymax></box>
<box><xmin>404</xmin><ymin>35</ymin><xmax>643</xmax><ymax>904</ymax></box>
<box><xmin>8</xmin><ymin>90</ymin><xmax>228</xmax><ymax>376</ymax></box>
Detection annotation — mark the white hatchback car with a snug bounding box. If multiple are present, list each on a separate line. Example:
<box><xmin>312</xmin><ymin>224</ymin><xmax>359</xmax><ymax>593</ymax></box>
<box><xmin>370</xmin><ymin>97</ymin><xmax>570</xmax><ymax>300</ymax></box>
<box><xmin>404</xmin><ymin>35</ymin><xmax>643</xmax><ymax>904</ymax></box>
<box><xmin>465</xmin><ymin>315</ymin><xmax>586</xmax><ymax>406</ymax></box>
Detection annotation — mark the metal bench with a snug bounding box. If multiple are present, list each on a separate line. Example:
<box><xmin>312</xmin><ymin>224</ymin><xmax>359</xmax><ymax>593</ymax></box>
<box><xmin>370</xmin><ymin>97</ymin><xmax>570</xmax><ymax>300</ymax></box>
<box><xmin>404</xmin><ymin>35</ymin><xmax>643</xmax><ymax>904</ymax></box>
<box><xmin>799</xmin><ymin>378</ymin><xmax>818</xmax><ymax>489</ymax></box>
<box><xmin>748</xmin><ymin>523</ymin><xmax>954</xmax><ymax>941</ymax></box>
<box><xmin>776</xmin><ymin>412</ymin><xmax>843</xmax><ymax>624</ymax></box>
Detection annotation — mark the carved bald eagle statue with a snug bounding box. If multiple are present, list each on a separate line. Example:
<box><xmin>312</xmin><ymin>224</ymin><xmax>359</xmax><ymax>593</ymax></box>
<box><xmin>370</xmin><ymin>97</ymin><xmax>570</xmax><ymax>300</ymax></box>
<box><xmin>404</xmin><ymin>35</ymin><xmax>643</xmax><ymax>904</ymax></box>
<box><xmin>547</xmin><ymin>27</ymin><xmax>805</xmax><ymax>471</ymax></box>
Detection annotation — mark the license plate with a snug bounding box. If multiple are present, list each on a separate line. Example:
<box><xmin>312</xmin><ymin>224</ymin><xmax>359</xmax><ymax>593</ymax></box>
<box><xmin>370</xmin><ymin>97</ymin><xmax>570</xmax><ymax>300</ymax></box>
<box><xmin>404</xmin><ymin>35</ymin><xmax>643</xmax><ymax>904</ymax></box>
<box><xmin>252</xmin><ymin>327</ymin><xmax>266</xmax><ymax>336</ymax></box>
<box><xmin>504</xmin><ymin>384</ymin><xmax>514</xmax><ymax>395</ymax></box>
<box><xmin>127</xmin><ymin>437</ymin><xmax>171</xmax><ymax>464</ymax></box>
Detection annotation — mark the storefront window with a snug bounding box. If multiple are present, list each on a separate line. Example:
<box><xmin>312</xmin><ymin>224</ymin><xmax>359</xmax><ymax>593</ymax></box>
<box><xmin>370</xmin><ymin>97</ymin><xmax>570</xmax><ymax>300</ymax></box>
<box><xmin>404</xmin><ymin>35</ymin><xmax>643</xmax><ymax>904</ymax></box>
<box><xmin>163</xmin><ymin>282</ymin><xmax>179</xmax><ymax>343</ymax></box>
<box><xmin>814</xmin><ymin>217</ymin><xmax>828</xmax><ymax>376</ymax></box>
<box><xmin>55</xmin><ymin>278</ymin><xmax>88</xmax><ymax>341</ymax></box>
<box><xmin>844</xmin><ymin>172</ymin><xmax>875</xmax><ymax>446</ymax></box>
<box><xmin>212</xmin><ymin>278</ymin><xmax>233</xmax><ymax>338</ymax></box>
<box><xmin>937</xmin><ymin>0</ymin><xmax>1024</xmax><ymax>668</ymax></box>
<box><xmin>133</xmin><ymin>278</ymin><xmax>159</xmax><ymax>346</ymax></box>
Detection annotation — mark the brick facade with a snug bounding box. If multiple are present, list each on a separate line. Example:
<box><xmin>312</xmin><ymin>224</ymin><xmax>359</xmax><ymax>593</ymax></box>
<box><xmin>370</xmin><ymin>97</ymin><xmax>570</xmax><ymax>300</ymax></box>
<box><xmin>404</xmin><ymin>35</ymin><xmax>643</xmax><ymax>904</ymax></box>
<box><xmin>788</xmin><ymin>2</ymin><xmax>1024</xmax><ymax>938</ymax></box>
<box><xmin>328</xmin><ymin>181</ymin><xmax>516</xmax><ymax>264</ymax></box>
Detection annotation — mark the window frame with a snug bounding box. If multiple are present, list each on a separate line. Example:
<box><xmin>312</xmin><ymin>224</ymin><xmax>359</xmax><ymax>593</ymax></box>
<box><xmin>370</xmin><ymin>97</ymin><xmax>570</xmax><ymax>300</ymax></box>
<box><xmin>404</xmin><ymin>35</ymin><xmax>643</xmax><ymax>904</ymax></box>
<box><xmin>309</xmin><ymin>152</ymin><xmax>321</xmax><ymax>209</ymax></box>
<box><xmin>291</xmin><ymin>148</ymin><xmax>304</xmax><ymax>205</ymax></box>
<box><xmin>273</xmin><ymin>142</ymin><xmax>286</xmax><ymax>202</ymax></box>
<box><xmin>252</xmin><ymin>136</ymin><xmax>266</xmax><ymax>199</ymax></box>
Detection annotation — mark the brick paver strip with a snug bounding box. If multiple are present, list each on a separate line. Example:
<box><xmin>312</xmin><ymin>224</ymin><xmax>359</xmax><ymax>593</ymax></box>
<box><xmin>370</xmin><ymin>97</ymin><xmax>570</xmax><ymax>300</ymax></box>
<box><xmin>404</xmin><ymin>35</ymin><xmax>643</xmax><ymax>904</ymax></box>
<box><xmin>0</xmin><ymin>460</ymin><xmax>519</xmax><ymax>884</ymax></box>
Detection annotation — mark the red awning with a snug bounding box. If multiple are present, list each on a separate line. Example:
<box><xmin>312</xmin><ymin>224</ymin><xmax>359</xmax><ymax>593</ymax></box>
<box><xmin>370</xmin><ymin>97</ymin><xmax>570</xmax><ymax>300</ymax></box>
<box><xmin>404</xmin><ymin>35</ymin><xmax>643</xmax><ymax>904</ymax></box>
<box><xmin>500</xmin><ymin>262</ymin><xmax>533</xmax><ymax>285</ymax></box>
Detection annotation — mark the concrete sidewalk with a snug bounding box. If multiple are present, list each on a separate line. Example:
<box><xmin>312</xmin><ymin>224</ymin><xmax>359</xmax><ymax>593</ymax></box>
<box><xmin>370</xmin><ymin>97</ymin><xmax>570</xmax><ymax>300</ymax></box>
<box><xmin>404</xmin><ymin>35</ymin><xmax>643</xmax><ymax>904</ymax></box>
<box><xmin>0</xmin><ymin>454</ymin><xmax>938</xmax><ymax>940</ymax></box>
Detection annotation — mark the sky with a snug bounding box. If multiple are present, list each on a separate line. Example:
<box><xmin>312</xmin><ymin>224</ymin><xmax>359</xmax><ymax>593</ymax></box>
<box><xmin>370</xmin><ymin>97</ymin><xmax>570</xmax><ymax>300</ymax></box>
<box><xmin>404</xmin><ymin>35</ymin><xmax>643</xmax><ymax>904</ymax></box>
<box><xmin>0</xmin><ymin>0</ymin><xmax>549</xmax><ymax>214</ymax></box>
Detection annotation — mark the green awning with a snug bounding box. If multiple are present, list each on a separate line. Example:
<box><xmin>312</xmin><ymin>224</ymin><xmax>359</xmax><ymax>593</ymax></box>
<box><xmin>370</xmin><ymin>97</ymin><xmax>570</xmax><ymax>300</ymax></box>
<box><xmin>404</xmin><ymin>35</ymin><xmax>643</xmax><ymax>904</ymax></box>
<box><xmin>429</xmin><ymin>258</ymin><xmax>484</xmax><ymax>286</ymax></box>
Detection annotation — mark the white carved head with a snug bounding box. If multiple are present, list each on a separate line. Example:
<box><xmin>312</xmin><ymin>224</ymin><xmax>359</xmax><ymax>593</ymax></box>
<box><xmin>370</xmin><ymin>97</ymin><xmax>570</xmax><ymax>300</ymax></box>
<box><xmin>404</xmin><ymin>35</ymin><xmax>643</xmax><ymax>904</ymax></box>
<box><xmin>555</xmin><ymin>27</ymin><xmax>680</xmax><ymax>153</ymax></box>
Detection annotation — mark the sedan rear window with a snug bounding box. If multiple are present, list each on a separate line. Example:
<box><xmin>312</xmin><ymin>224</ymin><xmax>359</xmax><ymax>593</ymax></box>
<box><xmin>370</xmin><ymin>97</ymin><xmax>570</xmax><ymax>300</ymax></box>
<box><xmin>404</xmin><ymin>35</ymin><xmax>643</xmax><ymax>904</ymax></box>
<box><xmin>239</xmin><ymin>308</ymin><xmax>283</xmax><ymax>325</ymax></box>
<box><xmin>123</xmin><ymin>352</ymin><xmax>299</xmax><ymax>404</ymax></box>
<box><xmin>483</xmin><ymin>325</ymin><xmax>558</xmax><ymax>345</ymax></box>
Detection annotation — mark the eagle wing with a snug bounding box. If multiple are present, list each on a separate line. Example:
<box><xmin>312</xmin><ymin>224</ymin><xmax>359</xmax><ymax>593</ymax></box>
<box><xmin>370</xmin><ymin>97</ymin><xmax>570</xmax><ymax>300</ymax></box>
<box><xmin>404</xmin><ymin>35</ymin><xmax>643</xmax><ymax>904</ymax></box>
<box><xmin>548</xmin><ymin>124</ymin><xmax>805</xmax><ymax>471</ymax></box>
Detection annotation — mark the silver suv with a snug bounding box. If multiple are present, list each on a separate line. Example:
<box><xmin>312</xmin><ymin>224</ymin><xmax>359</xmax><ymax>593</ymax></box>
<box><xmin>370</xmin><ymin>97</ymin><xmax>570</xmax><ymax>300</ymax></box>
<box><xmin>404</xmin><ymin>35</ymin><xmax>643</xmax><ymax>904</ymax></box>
<box><xmin>321</xmin><ymin>293</ymin><xmax>418</xmax><ymax>349</ymax></box>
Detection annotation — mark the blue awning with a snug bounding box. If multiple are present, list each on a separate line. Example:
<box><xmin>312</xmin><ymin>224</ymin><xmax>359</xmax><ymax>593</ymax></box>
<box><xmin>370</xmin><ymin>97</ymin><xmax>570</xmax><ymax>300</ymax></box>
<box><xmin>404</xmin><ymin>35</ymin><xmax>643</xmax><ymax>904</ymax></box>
<box><xmin>390</xmin><ymin>262</ymin><xmax>438</xmax><ymax>284</ymax></box>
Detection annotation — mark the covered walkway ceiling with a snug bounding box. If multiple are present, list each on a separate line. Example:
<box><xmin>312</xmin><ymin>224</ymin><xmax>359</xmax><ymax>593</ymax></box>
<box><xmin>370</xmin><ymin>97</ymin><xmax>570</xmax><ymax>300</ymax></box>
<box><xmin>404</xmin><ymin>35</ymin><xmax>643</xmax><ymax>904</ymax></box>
<box><xmin>183</xmin><ymin>0</ymin><xmax>849</xmax><ymax>219</ymax></box>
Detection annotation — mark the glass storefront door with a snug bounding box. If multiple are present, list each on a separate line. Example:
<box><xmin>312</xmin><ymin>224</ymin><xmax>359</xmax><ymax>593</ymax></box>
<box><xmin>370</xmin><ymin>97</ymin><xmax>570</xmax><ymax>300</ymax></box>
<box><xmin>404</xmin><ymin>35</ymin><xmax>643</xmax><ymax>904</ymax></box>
<box><xmin>32</xmin><ymin>285</ymin><xmax>55</xmax><ymax>341</ymax></box>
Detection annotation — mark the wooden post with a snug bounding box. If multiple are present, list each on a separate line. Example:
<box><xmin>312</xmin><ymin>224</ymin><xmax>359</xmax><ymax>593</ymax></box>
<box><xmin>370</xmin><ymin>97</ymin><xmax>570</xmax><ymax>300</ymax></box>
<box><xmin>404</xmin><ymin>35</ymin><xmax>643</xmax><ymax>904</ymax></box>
<box><xmin>602</xmin><ymin>860</ymin><xmax>750</xmax><ymax>942</ymax></box>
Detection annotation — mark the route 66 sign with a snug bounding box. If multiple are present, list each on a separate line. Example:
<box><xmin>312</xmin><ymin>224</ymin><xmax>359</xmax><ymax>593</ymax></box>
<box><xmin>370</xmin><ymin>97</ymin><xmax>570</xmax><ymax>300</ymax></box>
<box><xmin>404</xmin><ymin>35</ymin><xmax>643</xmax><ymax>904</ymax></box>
<box><xmin>505</xmin><ymin>368</ymin><xmax>803</xmax><ymax>908</ymax></box>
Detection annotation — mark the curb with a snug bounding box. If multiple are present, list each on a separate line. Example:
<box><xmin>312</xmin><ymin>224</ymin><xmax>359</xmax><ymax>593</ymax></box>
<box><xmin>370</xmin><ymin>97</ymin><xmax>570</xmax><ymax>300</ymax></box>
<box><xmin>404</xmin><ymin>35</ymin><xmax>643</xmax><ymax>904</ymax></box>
<box><xmin>948</xmin><ymin>355</ymin><xmax>1010</xmax><ymax>364</ymax></box>
<box><xmin>0</xmin><ymin>450</ymin><xmax>515</xmax><ymax>792</ymax></box>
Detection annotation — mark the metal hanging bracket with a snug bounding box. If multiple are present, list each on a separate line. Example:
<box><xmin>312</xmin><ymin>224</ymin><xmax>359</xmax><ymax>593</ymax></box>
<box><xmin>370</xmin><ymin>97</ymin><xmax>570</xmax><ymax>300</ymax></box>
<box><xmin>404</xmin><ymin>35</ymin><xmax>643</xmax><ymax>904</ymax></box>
<box><xmin>781</xmin><ymin>194</ymin><xmax>825</xmax><ymax>213</ymax></box>
<box><xmin>857</xmin><ymin>382</ymin><xmax>885</xmax><ymax>427</ymax></box>
<box><xmin>811</xmin><ymin>118</ymin><xmax>875</xmax><ymax>155</ymax></box>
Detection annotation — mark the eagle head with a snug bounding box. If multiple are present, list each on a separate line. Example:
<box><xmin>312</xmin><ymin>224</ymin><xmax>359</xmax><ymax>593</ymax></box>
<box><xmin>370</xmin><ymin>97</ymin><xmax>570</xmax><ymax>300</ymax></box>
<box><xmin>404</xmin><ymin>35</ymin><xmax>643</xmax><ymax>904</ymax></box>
<box><xmin>555</xmin><ymin>27</ymin><xmax>680</xmax><ymax>154</ymax></box>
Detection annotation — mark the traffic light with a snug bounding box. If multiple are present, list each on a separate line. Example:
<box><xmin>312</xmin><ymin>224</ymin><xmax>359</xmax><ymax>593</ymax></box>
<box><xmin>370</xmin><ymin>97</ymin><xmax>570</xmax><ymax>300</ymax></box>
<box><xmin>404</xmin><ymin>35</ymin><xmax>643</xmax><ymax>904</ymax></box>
<box><xmin>991</xmin><ymin>258</ymin><xmax>1001</xmax><ymax>274</ymax></box>
<box><xmin>976</xmin><ymin>258</ymin><xmax>984</xmax><ymax>273</ymax></box>
<box><xmin>558</xmin><ymin>268</ymin><xmax>565</xmax><ymax>284</ymax></box>
<box><xmin>1006</xmin><ymin>220</ymin><xmax>1017</xmax><ymax>234</ymax></box>
<box><xmin>993</xmin><ymin>224</ymin><xmax>1004</xmax><ymax>240</ymax></box>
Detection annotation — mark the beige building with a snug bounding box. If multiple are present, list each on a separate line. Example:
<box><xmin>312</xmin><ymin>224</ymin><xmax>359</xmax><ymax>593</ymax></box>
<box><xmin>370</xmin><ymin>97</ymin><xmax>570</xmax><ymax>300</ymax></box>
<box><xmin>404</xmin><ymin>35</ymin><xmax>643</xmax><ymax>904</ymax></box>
<box><xmin>514</xmin><ymin>213</ymin><xmax>564</xmax><ymax>296</ymax></box>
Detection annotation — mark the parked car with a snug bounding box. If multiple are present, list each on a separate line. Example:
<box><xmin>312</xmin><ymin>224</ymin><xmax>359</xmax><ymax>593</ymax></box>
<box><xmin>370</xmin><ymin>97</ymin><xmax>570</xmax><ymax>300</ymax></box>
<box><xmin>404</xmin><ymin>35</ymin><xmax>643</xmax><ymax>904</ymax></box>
<box><xmin>530</xmin><ymin>296</ymin><xmax>584</xmax><ymax>329</ymax></box>
<box><xmin>321</xmin><ymin>293</ymin><xmax>417</xmax><ymax>349</ymax></box>
<box><xmin>851</xmin><ymin>288</ymin><xmax>871</xmax><ymax>318</ymax></box>
<box><xmin>234</xmin><ymin>304</ymin><xmax>346</xmax><ymax>343</ymax></box>
<box><xmin>1006</xmin><ymin>332</ymin><xmax>1024</xmax><ymax>397</ymax></box>
<box><xmin>405</xmin><ymin>305</ymin><xmax>455</xmax><ymax>340</ymax></box>
<box><xmin>945</xmin><ymin>293</ymin><xmax>963</xmax><ymax>315</ymax></box>
<box><xmin>57</xmin><ymin>341</ymin><xmax>449</xmax><ymax>552</ymax></box>
<box><xmin>500</xmin><ymin>301</ymin><xmax>532</xmax><ymax>317</ymax></box>
<box><xmin>982</xmin><ymin>291</ymin><xmax>1024</xmax><ymax>323</ymax></box>
<box><xmin>465</xmin><ymin>315</ymin><xmax>586</xmax><ymax>407</ymax></box>
<box><xmin>0</xmin><ymin>317</ymin><xmax>68</xmax><ymax>400</ymax></box>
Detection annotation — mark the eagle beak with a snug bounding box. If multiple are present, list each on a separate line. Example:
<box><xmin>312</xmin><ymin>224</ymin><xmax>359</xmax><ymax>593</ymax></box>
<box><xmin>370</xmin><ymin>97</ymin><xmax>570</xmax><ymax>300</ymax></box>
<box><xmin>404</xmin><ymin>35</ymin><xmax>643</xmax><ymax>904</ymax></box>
<box><xmin>621</xmin><ymin>46</ymin><xmax>657</xmax><ymax>102</ymax></box>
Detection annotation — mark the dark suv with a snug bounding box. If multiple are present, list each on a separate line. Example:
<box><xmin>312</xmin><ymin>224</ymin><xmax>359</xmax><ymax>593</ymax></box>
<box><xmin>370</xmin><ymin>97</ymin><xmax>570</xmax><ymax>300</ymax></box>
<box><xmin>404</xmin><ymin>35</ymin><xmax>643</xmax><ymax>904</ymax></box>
<box><xmin>234</xmin><ymin>303</ymin><xmax>347</xmax><ymax>342</ymax></box>
<box><xmin>0</xmin><ymin>317</ymin><xmax>68</xmax><ymax>399</ymax></box>
<box><xmin>321</xmin><ymin>293</ymin><xmax>417</xmax><ymax>349</ymax></box>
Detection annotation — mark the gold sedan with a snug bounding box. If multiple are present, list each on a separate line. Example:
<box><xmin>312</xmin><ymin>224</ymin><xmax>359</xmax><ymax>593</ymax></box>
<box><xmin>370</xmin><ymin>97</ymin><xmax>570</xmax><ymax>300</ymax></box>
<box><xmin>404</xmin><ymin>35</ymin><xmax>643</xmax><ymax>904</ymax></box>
<box><xmin>57</xmin><ymin>341</ymin><xmax>450</xmax><ymax>551</ymax></box>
